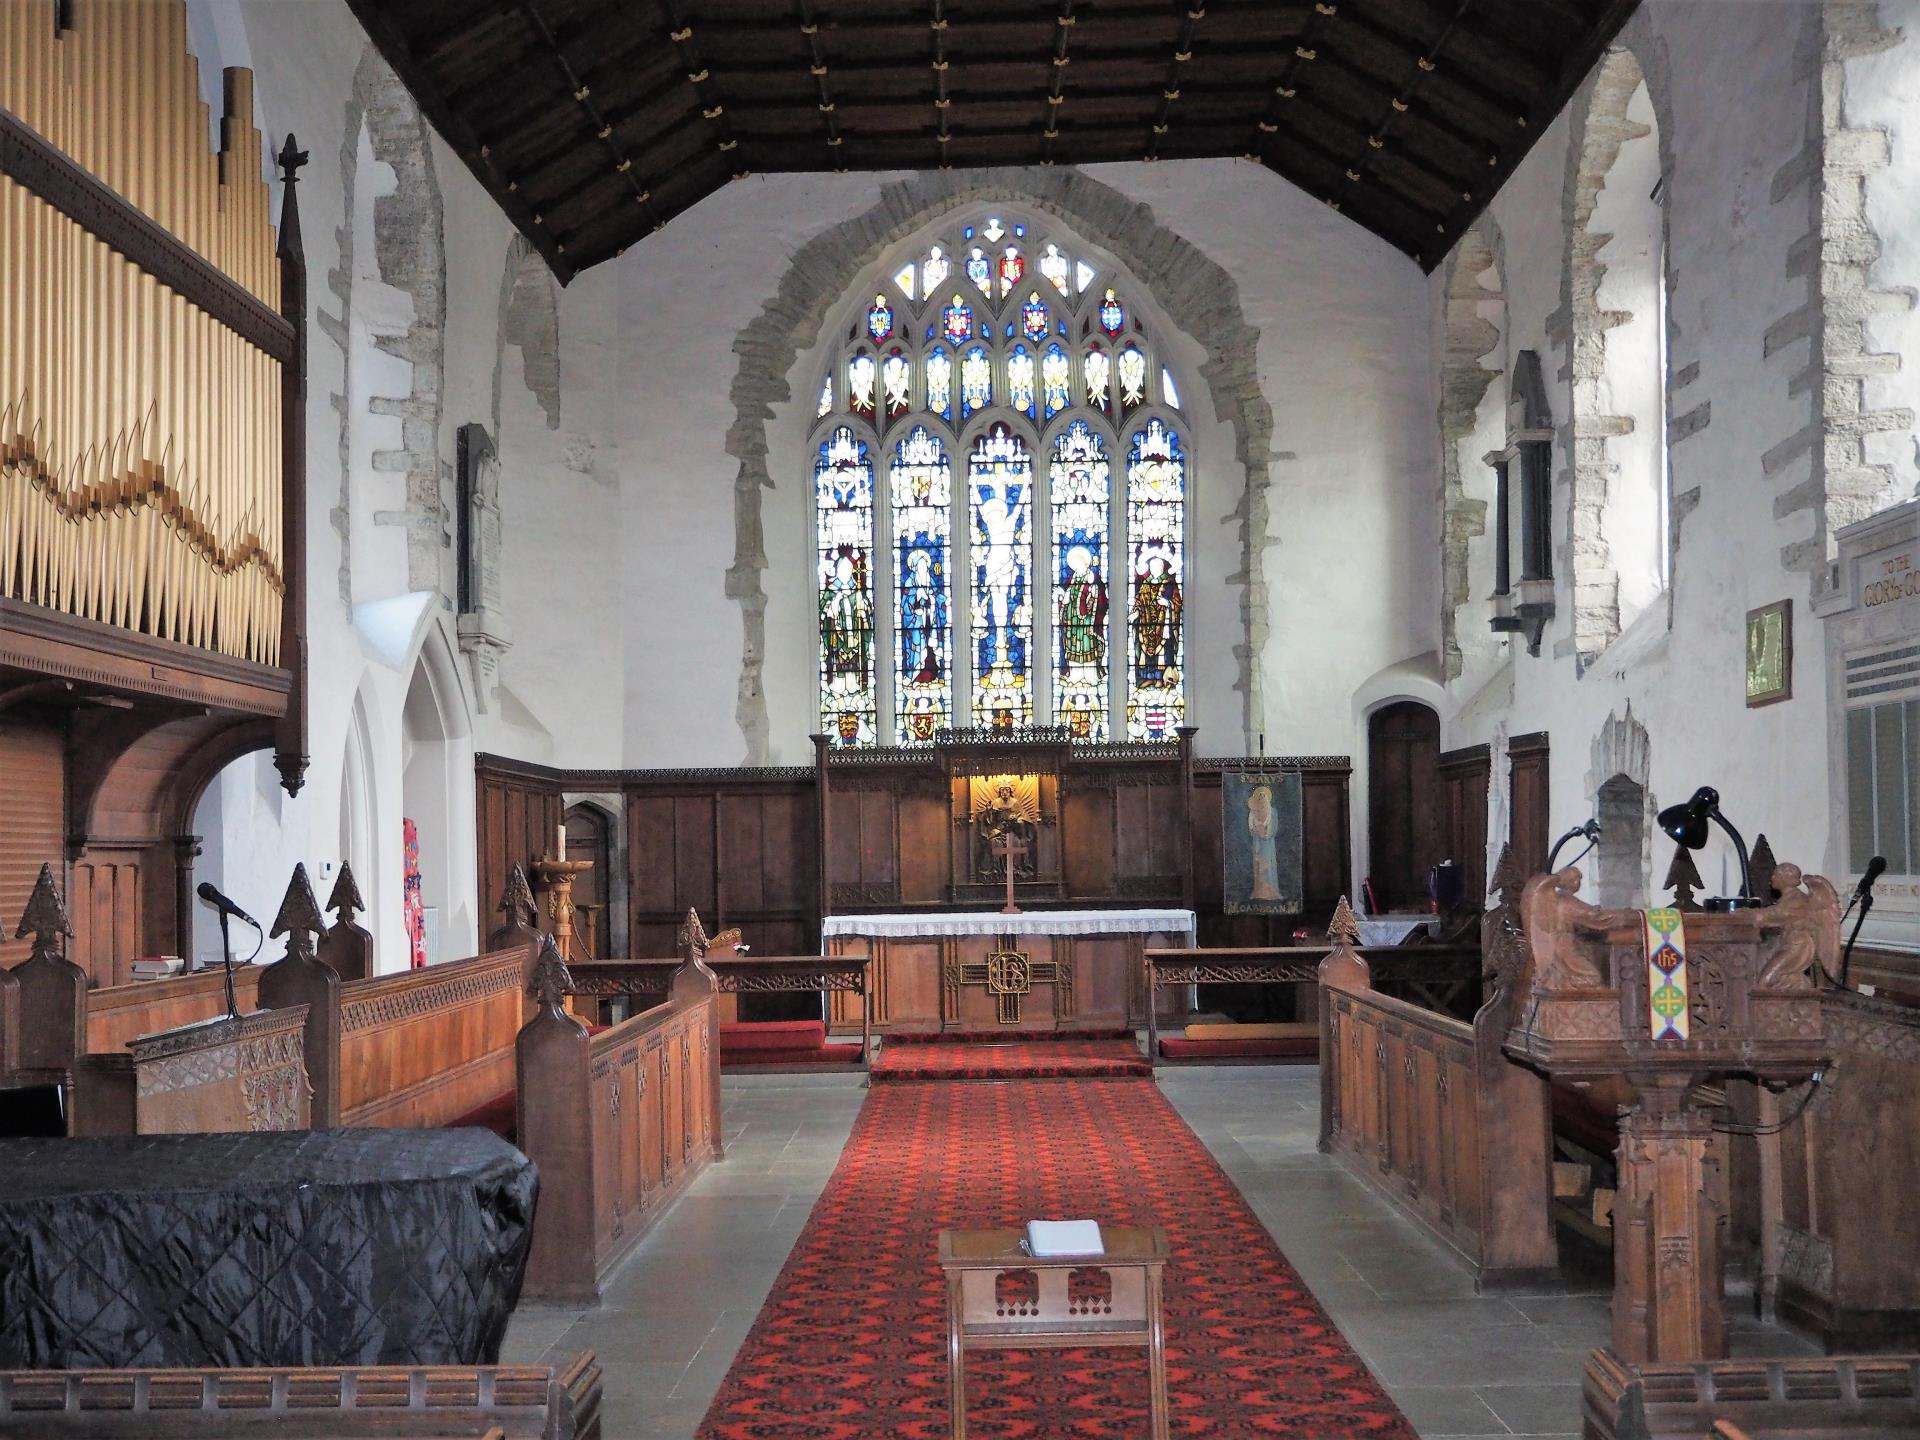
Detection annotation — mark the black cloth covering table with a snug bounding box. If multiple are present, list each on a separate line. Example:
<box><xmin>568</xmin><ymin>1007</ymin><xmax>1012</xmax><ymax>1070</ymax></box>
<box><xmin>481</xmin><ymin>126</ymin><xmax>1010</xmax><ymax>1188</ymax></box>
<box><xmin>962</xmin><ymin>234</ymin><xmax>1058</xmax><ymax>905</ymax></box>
<box><xmin>0</xmin><ymin>1128</ymin><xmax>537</xmax><ymax>1369</ymax></box>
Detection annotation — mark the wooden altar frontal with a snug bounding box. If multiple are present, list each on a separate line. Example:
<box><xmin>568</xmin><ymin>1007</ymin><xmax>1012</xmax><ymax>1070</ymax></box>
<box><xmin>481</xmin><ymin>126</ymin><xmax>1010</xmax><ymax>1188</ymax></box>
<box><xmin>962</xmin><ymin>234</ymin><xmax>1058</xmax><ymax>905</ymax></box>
<box><xmin>823</xmin><ymin>910</ymin><xmax>1195</xmax><ymax>1033</ymax></box>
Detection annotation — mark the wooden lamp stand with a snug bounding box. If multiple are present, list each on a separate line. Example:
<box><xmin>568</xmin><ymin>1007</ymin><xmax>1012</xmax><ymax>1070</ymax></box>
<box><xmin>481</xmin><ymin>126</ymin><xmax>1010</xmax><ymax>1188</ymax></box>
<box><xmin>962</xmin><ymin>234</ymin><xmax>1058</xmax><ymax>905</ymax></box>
<box><xmin>529</xmin><ymin>854</ymin><xmax>594</xmax><ymax>964</ymax></box>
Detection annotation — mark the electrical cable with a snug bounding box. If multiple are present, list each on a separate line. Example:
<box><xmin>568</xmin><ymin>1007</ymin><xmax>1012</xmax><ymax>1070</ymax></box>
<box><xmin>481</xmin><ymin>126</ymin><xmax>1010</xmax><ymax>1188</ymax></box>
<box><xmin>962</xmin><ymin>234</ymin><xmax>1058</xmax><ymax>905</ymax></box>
<box><xmin>1711</xmin><ymin>1069</ymin><xmax>1827</xmax><ymax>1136</ymax></box>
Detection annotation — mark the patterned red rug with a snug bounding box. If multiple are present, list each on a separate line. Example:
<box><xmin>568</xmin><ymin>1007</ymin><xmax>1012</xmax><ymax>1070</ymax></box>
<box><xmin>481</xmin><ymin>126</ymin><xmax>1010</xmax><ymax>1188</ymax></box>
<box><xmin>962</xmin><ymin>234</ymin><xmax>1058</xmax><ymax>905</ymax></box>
<box><xmin>696</xmin><ymin>1079</ymin><xmax>1416</xmax><ymax>1438</ymax></box>
<box><xmin>870</xmin><ymin>1033</ymin><xmax>1151</xmax><ymax>1082</ymax></box>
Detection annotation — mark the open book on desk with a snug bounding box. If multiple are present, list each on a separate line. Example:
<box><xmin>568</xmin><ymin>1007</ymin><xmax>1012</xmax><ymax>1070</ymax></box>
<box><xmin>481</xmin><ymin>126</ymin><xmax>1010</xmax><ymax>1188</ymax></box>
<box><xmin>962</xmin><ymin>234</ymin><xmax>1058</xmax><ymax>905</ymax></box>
<box><xmin>1021</xmin><ymin>1219</ymin><xmax>1104</xmax><ymax>1258</ymax></box>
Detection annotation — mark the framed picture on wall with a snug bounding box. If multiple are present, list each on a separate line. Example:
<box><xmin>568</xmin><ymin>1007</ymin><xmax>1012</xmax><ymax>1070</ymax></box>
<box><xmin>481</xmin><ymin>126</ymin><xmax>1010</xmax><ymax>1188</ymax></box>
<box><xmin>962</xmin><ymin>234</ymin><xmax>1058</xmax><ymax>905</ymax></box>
<box><xmin>1745</xmin><ymin>600</ymin><xmax>1792</xmax><ymax>707</ymax></box>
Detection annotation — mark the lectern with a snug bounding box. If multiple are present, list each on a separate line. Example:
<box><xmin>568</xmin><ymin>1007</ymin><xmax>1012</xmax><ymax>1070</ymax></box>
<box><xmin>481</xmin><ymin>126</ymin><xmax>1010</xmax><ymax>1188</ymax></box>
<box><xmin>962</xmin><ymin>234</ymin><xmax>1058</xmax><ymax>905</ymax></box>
<box><xmin>1506</xmin><ymin>861</ymin><xmax>1836</xmax><ymax>1362</ymax></box>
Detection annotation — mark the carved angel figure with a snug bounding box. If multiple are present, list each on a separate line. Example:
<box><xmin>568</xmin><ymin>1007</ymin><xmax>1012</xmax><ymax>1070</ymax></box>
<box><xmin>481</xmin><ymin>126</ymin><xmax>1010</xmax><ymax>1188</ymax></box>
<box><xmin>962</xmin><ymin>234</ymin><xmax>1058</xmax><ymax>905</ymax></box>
<box><xmin>1758</xmin><ymin>863</ymin><xmax>1840</xmax><ymax>989</ymax></box>
<box><xmin>1519</xmin><ymin>865</ymin><xmax>1621</xmax><ymax>991</ymax></box>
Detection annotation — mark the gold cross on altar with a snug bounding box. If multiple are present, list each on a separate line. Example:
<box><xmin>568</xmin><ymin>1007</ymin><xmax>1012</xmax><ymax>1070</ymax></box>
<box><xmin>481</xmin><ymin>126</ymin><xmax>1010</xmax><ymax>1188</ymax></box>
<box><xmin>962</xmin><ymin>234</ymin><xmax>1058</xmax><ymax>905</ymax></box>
<box><xmin>954</xmin><ymin>948</ymin><xmax>1063</xmax><ymax>1024</ymax></box>
<box><xmin>991</xmin><ymin>831</ymin><xmax>1028</xmax><ymax>915</ymax></box>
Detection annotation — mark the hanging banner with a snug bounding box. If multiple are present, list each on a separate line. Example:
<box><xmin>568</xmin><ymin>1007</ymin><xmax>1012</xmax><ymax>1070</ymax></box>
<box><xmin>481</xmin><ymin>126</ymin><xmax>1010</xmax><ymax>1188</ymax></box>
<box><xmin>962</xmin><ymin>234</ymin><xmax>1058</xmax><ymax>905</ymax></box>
<box><xmin>1643</xmin><ymin>907</ymin><xmax>1690</xmax><ymax>1041</ymax></box>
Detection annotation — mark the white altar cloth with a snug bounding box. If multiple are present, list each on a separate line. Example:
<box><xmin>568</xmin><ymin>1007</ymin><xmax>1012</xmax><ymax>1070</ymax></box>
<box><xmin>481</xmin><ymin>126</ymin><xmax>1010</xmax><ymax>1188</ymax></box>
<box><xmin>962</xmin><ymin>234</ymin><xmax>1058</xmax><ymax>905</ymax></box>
<box><xmin>822</xmin><ymin>908</ymin><xmax>1197</xmax><ymax>945</ymax></box>
<box><xmin>1355</xmin><ymin>916</ymin><xmax>1434</xmax><ymax>946</ymax></box>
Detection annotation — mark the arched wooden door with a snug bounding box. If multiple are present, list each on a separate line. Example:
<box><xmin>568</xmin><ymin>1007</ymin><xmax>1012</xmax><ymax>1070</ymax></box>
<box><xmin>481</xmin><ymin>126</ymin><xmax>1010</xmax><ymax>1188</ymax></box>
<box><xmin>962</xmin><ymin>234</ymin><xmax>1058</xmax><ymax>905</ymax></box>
<box><xmin>563</xmin><ymin>803</ymin><xmax>612</xmax><ymax>959</ymax></box>
<box><xmin>1367</xmin><ymin>701</ymin><xmax>1442</xmax><ymax>913</ymax></box>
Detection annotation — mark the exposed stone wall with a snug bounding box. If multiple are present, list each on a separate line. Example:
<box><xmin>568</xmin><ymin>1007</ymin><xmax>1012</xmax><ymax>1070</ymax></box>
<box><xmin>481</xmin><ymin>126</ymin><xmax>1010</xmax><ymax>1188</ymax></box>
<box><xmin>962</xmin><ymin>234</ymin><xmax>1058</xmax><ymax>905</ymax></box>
<box><xmin>1547</xmin><ymin>42</ymin><xmax>1677</xmax><ymax>669</ymax></box>
<box><xmin>1769</xmin><ymin>0</ymin><xmax>1913</xmax><ymax>590</ymax></box>
<box><xmin>322</xmin><ymin>46</ymin><xmax>448</xmax><ymax>605</ymax></box>
<box><xmin>1437</xmin><ymin>220</ymin><xmax>1505</xmax><ymax>682</ymax></box>
<box><xmin>722</xmin><ymin>167</ymin><xmax>1274</xmax><ymax>764</ymax></box>
<box><xmin>494</xmin><ymin>235</ymin><xmax>562</xmax><ymax>434</ymax></box>
<box><xmin>1588</xmin><ymin>708</ymin><xmax>1656</xmax><ymax>905</ymax></box>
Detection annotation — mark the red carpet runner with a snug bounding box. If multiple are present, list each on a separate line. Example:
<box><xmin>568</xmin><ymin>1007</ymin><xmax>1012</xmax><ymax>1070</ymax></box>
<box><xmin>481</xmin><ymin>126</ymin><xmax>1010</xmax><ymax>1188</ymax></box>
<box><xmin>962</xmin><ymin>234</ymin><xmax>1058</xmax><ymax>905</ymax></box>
<box><xmin>870</xmin><ymin>1032</ymin><xmax>1151</xmax><ymax>1083</ymax></box>
<box><xmin>696</xmin><ymin>1078</ymin><xmax>1415</xmax><ymax>1438</ymax></box>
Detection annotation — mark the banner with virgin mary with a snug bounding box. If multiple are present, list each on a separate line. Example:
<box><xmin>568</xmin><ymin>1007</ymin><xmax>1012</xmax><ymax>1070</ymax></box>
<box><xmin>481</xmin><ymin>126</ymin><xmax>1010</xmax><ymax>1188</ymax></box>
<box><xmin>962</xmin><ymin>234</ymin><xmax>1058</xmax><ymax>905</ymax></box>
<box><xmin>1221</xmin><ymin>770</ymin><xmax>1304</xmax><ymax>914</ymax></box>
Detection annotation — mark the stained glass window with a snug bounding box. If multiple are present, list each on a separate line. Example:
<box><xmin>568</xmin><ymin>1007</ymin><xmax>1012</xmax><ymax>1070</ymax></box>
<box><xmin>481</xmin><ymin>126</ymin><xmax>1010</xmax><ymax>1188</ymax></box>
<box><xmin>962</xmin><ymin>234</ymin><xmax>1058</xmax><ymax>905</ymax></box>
<box><xmin>966</xmin><ymin>247</ymin><xmax>992</xmax><ymax>296</ymax></box>
<box><xmin>892</xmin><ymin>426</ymin><xmax>953</xmax><ymax>743</ymax></box>
<box><xmin>923</xmin><ymin>246</ymin><xmax>951</xmax><ymax>295</ymax></box>
<box><xmin>942</xmin><ymin>294</ymin><xmax>973</xmax><ymax>345</ymax></box>
<box><xmin>960</xmin><ymin>345</ymin><xmax>993</xmax><ymax>418</ymax></box>
<box><xmin>969</xmin><ymin>424</ymin><xmax>1033</xmax><ymax>733</ymax></box>
<box><xmin>849</xmin><ymin>351</ymin><xmax>876</xmax><ymax>417</ymax></box>
<box><xmin>1021</xmin><ymin>291</ymin><xmax>1049</xmax><ymax>342</ymax></box>
<box><xmin>1007</xmin><ymin>345</ymin><xmax>1036</xmax><ymax>420</ymax></box>
<box><xmin>1049</xmin><ymin>421</ymin><xmax>1111</xmax><ymax>741</ymax></box>
<box><xmin>1042</xmin><ymin>342</ymin><xmax>1071</xmax><ymax>420</ymax></box>
<box><xmin>815</xmin><ymin>214</ymin><xmax>1188</xmax><ymax>748</ymax></box>
<box><xmin>1125</xmin><ymin>419</ymin><xmax>1186</xmax><ymax>741</ymax></box>
<box><xmin>882</xmin><ymin>349</ymin><xmax>911</xmax><ymax>422</ymax></box>
<box><xmin>1084</xmin><ymin>346</ymin><xmax>1111</xmax><ymax>416</ymax></box>
<box><xmin>1117</xmin><ymin>344</ymin><xmax>1148</xmax><ymax>419</ymax></box>
<box><xmin>999</xmin><ymin>246</ymin><xmax>1025</xmax><ymax>297</ymax></box>
<box><xmin>925</xmin><ymin>346</ymin><xmax>953</xmax><ymax>423</ymax></box>
<box><xmin>817</xmin><ymin>427</ymin><xmax>877</xmax><ymax>746</ymax></box>
<box><xmin>1040</xmin><ymin>244</ymin><xmax>1070</xmax><ymax>295</ymax></box>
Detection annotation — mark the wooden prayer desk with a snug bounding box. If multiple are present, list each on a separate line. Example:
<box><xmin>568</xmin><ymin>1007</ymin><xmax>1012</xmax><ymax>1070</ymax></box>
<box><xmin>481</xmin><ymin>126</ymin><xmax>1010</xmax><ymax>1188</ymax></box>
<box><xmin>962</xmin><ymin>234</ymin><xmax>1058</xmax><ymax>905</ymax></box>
<box><xmin>938</xmin><ymin>1226</ymin><xmax>1169</xmax><ymax>1440</ymax></box>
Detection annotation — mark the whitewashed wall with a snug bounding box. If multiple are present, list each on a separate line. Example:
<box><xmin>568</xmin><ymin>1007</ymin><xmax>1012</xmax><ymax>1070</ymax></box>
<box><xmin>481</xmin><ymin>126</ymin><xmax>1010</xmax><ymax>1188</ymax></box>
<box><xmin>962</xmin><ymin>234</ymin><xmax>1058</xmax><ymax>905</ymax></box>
<box><xmin>1431</xmin><ymin>0</ymin><xmax>1854</xmax><ymax>901</ymax></box>
<box><xmin>609</xmin><ymin>160</ymin><xmax>1435</xmax><ymax>768</ymax></box>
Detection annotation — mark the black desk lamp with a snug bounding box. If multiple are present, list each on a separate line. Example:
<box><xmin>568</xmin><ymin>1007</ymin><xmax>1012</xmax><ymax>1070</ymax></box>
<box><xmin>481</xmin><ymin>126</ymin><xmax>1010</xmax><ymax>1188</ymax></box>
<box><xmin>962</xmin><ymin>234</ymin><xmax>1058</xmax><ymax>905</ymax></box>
<box><xmin>1656</xmin><ymin>785</ymin><xmax>1755</xmax><ymax>909</ymax></box>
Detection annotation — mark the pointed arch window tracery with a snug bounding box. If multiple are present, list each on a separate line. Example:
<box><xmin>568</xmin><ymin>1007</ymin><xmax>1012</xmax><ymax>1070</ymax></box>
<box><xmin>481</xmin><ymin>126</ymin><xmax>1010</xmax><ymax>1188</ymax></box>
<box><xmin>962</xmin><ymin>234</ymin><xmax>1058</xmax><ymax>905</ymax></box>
<box><xmin>813</xmin><ymin>213</ymin><xmax>1188</xmax><ymax>746</ymax></box>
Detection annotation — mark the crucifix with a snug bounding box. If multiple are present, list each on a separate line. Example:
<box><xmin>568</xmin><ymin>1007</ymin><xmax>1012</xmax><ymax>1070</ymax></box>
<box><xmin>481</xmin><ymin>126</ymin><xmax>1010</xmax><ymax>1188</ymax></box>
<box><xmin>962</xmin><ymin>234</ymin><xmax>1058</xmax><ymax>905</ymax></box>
<box><xmin>991</xmin><ymin>830</ymin><xmax>1028</xmax><ymax>915</ymax></box>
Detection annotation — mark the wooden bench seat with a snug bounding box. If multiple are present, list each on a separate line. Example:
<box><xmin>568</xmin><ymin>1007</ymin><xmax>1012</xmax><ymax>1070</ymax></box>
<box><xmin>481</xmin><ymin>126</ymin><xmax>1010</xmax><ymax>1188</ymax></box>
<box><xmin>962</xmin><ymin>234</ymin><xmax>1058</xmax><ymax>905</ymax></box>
<box><xmin>0</xmin><ymin>1352</ymin><xmax>602</xmax><ymax>1438</ymax></box>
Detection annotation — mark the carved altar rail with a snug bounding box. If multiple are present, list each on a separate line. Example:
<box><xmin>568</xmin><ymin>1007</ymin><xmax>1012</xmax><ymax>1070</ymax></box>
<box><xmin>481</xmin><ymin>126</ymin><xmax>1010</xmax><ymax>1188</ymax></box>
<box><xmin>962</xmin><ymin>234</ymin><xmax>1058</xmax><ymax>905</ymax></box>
<box><xmin>1142</xmin><ymin>944</ymin><xmax>1482</xmax><ymax>1060</ymax></box>
<box><xmin>517</xmin><ymin>973</ymin><xmax>721</xmax><ymax>1305</ymax></box>
<box><xmin>1320</xmin><ymin>965</ymin><xmax>1556</xmax><ymax>1289</ymax></box>
<box><xmin>567</xmin><ymin>954</ymin><xmax>872</xmax><ymax>1072</ymax></box>
<box><xmin>0</xmin><ymin>1351</ymin><xmax>603</xmax><ymax>1438</ymax></box>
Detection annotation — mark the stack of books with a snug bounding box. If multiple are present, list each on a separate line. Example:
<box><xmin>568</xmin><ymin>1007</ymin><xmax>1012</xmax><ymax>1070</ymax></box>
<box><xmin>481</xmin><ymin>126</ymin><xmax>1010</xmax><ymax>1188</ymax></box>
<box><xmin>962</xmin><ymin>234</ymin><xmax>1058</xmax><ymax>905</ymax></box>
<box><xmin>1022</xmin><ymin>1219</ymin><xmax>1104</xmax><ymax>1257</ymax></box>
<box><xmin>128</xmin><ymin>956</ymin><xmax>185</xmax><ymax>980</ymax></box>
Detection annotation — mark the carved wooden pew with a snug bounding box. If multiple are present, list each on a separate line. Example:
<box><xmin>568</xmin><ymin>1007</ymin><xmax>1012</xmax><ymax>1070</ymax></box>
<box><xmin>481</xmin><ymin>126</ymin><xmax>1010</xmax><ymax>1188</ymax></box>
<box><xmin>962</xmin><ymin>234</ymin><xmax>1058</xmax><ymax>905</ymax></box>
<box><xmin>0</xmin><ymin>1351</ymin><xmax>603</xmax><ymax>1438</ymax></box>
<box><xmin>517</xmin><ymin>924</ymin><xmax>725</xmax><ymax>1305</ymax></box>
<box><xmin>1582</xmin><ymin>1350</ymin><xmax>1920</xmax><ymax>1439</ymax></box>
<box><xmin>1318</xmin><ymin>858</ymin><xmax>1558</xmax><ymax>1290</ymax></box>
<box><xmin>70</xmin><ymin>1007</ymin><xmax>310</xmax><ymax>1135</ymax></box>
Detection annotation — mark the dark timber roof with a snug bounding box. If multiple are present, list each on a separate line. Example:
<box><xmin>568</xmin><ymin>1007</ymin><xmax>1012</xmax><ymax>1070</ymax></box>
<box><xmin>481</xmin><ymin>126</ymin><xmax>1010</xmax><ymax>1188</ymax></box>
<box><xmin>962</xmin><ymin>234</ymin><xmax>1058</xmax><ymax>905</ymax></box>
<box><xmin>345</xmin><ymin>0</ymin><xmax>1640</xmax><ymax>281</ymax></box>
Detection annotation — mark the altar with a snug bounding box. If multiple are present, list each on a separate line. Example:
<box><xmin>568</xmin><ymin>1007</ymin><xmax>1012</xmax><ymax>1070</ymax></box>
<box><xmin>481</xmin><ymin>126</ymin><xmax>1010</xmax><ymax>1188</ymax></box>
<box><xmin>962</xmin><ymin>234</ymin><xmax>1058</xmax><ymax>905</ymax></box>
<box><xmin>823</xmin><ymin>909</ymin><xmax>1196</xmax><ymax>1033</ymax></box>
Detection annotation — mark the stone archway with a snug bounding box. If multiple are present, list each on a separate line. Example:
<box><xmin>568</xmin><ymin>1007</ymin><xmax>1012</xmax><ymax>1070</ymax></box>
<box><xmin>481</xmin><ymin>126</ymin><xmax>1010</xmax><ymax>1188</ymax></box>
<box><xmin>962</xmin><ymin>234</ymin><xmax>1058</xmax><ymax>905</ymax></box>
<box><xmin>724</xmin><ymin>168</ymin><xmax>1273</xmax><ymax>762</ymax></box>
<box><xmin>1586</xmin><ymin>707</ymin><xmax>1656</xmax><ymax>905</ymax></box>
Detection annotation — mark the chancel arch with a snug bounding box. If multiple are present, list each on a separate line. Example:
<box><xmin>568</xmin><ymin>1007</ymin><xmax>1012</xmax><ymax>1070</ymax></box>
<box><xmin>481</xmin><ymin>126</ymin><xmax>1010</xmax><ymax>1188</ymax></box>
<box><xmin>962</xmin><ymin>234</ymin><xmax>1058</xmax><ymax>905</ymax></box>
<box><xmin>1438</xmin><ymin>220</ymin><xmax>1509</xmax><ymax>683</ymax></box>
<box><xmin>809</xmin><ymin>212</ymin><xmax>1194</xmax><ymax>748</ymax></box>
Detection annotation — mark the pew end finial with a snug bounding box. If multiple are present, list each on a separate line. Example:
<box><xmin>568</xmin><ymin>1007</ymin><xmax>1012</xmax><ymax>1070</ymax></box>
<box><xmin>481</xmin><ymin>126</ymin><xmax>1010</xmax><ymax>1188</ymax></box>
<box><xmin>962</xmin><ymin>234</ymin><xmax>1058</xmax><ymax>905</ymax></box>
<box><xmin>529</xmin><ymin>934</ymin><xmax>577</xmax><ymax>1017</ymax></box>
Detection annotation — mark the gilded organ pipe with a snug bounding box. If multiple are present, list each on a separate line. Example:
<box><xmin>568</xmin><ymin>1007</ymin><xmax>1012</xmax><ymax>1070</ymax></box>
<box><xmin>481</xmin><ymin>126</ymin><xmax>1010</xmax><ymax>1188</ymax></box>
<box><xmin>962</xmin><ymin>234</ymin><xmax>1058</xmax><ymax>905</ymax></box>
<box><xmin>0</xmin><ymin>0</ymin><xmax>286</xmax><ymax>665</ymax></box>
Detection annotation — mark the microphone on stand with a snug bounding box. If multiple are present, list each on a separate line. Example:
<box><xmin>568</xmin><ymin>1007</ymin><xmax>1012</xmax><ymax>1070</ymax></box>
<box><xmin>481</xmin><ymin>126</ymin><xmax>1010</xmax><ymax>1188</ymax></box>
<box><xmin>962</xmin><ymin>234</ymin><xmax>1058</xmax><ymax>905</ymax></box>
<box><xmin>195</xmin><ymin>882</ymin><xmax>259</xmax><ymax>1021</ymax></box>
<box><xmin>196</xmin><ymin>881</ymin><xmax>261</xmax><ymax>930</ymax></box>
<box><xmin>1839</xmin><ymin>856</ymin><xmax>1887</xmax><ymax>990</ymax></box>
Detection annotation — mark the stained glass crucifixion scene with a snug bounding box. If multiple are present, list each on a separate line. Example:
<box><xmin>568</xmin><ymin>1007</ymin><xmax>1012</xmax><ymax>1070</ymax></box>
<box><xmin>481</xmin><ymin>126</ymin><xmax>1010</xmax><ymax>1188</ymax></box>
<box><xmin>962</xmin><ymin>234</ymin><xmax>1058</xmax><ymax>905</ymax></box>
<box><xmin>813</xmin><ymin>214</ymin><xmax>1188</xmax><ymax>749</ymax></box>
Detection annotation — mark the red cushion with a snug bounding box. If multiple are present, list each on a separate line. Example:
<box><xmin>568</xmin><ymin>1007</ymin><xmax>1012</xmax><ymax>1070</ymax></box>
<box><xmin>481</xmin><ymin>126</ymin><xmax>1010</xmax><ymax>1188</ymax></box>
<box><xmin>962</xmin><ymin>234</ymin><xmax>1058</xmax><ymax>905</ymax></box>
<box><xmin>719</xmin><ymin>1021</ymin><xmax>828</xmax><ymax>1053</ymax></box>
<box><xmin>722</xmin><ymin>1047</ymin><xmax>862</xmax><ymax>1067</ymax></box>
<box><xmin>451</xmin><ymin>1090</ymin><xmax>517</xmax><ymax>1140</ymax></box>
<box><xmin>1157</xmin><ymin>1036</ymin><xmax>1319</xmax><ymax>1060</ymax></box>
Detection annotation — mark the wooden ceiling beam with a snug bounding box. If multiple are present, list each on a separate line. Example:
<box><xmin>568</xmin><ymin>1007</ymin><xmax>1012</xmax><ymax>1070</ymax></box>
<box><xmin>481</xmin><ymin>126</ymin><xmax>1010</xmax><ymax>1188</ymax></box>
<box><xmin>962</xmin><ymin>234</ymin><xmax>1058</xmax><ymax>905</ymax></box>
<box><xmin>1326</xmin><ymin>8</ymin><xmax>1532</xmax><ymax>129</ymax></box>
<box><xmin>1361</xmin><ymin>0</ymin><xmax>1557</xmax><ymax>94</ymax></box>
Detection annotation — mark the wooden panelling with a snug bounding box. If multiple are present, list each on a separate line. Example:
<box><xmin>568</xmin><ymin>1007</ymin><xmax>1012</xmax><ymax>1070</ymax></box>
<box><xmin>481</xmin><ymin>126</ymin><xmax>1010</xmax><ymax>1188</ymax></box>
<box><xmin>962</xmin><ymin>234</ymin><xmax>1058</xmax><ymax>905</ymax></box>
<box><xmin>1438</xmin><ymin>743</ymin><xmax>1491</xmax><ymax>910</ymax></box>
<box><xmin>479</xmin><ymin>752</ymin><xmax>1351</xmax><ymax>959</ymax></box>
<box><xmin>0</xmin><ymin>718</ymin><xmax>63</xmax><ymax>969</ymax></box>
<box><xmin>476</xmin><ymin>767</ymin><xmax>564</xmax><ymax>934</ymax></box>
<box><xmin>1508</xmin><ymin>732</ymin><xmax>1550</xmax><ymax>873</ymax></box>
<box><xmin>86</xmin><ymin>966</ymin><xmax>263</xmax><ymax>1053</ymax></box>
